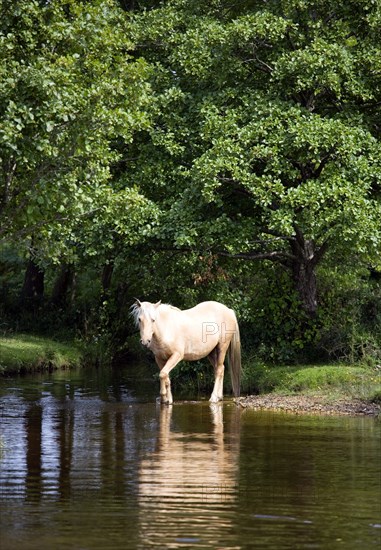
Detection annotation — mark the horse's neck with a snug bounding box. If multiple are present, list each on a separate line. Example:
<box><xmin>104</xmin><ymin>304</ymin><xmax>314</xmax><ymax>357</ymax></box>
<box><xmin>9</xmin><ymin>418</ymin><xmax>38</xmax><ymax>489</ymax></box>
<box><xmin>154</xmin><ymin>306</ymin><xmax>178</xmax><ymax>342</ymax></box>
<box><xmin>163</xmin><ymin>304</ymin><xmax>181</xmax><ymax>313</ymax></box>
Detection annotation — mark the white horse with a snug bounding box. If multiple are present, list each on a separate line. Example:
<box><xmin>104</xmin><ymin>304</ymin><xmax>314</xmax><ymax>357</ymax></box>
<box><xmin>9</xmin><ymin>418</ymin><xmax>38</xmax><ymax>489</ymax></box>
<box><xmin>131</xmin><ymin>300</ymin><xmax>241</xmax><ymax>404</ymax></box>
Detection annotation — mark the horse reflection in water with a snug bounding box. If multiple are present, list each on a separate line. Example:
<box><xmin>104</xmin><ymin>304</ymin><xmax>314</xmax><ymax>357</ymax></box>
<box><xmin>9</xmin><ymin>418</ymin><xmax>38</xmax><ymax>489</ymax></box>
<box><xmin>138</xmin><ymin>404</ymin><xmax>241</xmax><ymax>548</ymax></box>
<box><xmin>132</xmin><ymin>300</ymin><xmax>241</xmax><ymax>404</ymax></box>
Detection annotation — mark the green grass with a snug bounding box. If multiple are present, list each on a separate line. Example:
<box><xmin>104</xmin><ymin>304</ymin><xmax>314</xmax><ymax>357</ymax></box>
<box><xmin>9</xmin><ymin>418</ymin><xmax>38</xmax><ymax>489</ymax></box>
<box><xmin>241</xmin><ymin>361</ymin><xmax>381</xmax><ymax>403</ymax></box>
<box><xmin>0</xmin><ymin>333</ymin><xmax>83</xmax><ymax>374</ymax></box>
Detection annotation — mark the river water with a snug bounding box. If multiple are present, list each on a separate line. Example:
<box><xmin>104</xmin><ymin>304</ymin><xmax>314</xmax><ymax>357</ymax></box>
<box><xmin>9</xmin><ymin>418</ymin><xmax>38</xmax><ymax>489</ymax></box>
<box><xmin>0</xmin><ymin>366</ymin><xmax>380</xmax><ymax>549</ymax></box>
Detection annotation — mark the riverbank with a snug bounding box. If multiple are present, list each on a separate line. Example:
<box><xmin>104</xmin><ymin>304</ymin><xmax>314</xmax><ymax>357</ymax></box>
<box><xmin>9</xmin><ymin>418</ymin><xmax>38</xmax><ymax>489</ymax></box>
<box><xmin>238</xmin><ymin>362</ymin><xmax>381</xmax><ymax>416</ymax></box>
<box><xmin>0</xmin><ymin>333</ymin><xmax>82</xmax><ymax>374</ymax></box>
<box><xmin>236</xmin><ymin>393</ymin><xmax>381</xmax><ymax>416</ymax></box>
<box><xmin>1</xmin><ymin>334</ymin><xmax>380</xmax><ymax>419</ymax></box>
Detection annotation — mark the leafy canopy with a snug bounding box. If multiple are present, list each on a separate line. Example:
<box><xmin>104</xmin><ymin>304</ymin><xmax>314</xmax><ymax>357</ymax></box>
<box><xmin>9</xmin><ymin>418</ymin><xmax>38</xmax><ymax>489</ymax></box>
<box><xmin>125</xmin><ymin>0</ymin><xmax>381</xmax><ymax>271</ymax></box>
<box><xmin>0</xmin><ymin>0</ymin><xmax>154</xmax><ymax>259</ymax></box>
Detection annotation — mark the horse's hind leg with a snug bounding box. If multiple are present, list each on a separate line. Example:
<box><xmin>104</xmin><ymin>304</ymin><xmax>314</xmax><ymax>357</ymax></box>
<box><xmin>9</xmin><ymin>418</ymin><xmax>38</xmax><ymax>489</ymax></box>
<box><xmin>209</xmin><ymin>346</ymin><xmax>226</xmax><ymax>403</ymax></box>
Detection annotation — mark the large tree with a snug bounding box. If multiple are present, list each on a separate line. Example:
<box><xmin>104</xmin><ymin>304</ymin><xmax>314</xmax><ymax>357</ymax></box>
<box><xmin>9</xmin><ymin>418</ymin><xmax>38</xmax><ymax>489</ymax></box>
<box><xmin>123</xmin><ymin>0</ymin><xmax>381</xmax><ymax>315</ymax></box>
<box><xmin>0</xmin><ymin>0</ymin><xmax>153</xmax><ymax>256</ymax></box>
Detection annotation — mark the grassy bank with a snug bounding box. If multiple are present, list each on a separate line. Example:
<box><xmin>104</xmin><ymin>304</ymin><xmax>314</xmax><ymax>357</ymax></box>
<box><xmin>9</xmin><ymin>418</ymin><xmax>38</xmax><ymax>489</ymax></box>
<box><xmin>0</xmin><ymin>333</ymin><xmax>83</xmax><ymax>375</ymax></box>
<box><xmin>170</xmin><ymin>356</ymin><xmax>381</xmax><ymax>406</ymax></box>
<box><xmin>241</xmin><ymin>361</ymin><xmax>381</xmax><ymax>404</ymax></box>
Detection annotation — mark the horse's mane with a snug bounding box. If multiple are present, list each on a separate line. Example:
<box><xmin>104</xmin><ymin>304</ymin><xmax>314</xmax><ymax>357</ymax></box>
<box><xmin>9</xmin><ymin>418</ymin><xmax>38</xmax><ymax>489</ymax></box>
<box><xmin>130</xmin><ymin>303</ymin><xmax>141</xmax><ymax>327</ymax></box>
<box><xmin>130</xmin><ymin>301</ymin><xmax>180</xmax><ymax>326</ymax></box>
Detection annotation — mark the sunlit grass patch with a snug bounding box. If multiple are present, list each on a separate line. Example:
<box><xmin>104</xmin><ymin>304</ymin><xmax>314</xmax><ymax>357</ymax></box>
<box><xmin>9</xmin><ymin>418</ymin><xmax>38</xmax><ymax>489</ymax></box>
<box><xmin>241</xmin><ymin>361</ymin><xmax>381</xmax><ymax>403</ymax></box>
<box><xmin>0</xmin><ymin>334</ymin><xmax>82</xmax><ymax>374</ymax></box>
<box><xmin>286</xmin><ymin>365</ymin><xmax>367</xmax><ymax>391</ymax></box>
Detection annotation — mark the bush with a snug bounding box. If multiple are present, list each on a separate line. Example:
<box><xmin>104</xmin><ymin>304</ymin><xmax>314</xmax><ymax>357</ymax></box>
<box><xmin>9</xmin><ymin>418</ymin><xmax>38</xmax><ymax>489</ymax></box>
<box><xmin>240</xmin><ymin>358</ymin><xmax>297</xmax><ymax>394</ymax></box>
<box><xmin>238</xmin><ymin>264</ymin><xmax>320</xmax><ymax>365</ymax></box>
<box><xmin>316</xmin><ymin>266</ymin><xmax>381</xmax><ymax>365</ymax></box>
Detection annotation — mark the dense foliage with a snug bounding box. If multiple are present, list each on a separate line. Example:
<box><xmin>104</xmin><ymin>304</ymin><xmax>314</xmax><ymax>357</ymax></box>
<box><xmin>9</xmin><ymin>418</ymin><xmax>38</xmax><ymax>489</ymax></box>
<box><xmin>1</xmin><ymin>0</ymin><xmax>380</xmax><ymax>367</ymax></box>
<box><xmin>0</xmin><ymin>0</ymin><xmax>156</xmax><ymax>255</ymax></box>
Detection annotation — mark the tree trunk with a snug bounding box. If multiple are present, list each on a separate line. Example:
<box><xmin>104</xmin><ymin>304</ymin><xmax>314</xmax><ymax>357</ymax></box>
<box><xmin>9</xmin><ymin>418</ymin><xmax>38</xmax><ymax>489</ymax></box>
<box><xmin>101</xmin><ymin>261</ymin><xmax>114</xmax><ymax>296</ymax></box>
<box><xmin>291</xmin><ymin>253</ymin><xmax>318</xmax><ymax>316</ymax></box>
<box><xmin>21</xmin><ymin>254</ymin><xmax>44</xmax><ymax>305</ymax></box>
<box><xmin>290</xmin><ymin>231</ymin><xmax>327</xmax><ymax>317</ymax></box>
<box><xmin>51</xmin><ymin>263</ymin><xmax>74</xmax><ymax>307</ymax></box>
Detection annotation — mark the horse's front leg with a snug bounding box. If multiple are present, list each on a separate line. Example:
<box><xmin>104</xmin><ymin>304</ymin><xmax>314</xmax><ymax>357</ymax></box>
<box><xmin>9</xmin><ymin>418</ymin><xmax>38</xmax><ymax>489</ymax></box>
<box><xmin>157</xmin><ymin>353</ymin><xmax>182</xmax><ymax>405</ymax></box>
<box><xmin>159</xmin><ymin>370</ymin><xmax>173</xmax><ymax>405</ymax></box>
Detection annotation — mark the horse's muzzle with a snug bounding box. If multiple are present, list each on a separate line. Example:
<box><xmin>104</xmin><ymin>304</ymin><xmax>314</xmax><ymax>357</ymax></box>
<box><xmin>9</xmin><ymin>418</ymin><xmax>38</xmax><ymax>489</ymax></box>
<box><xmin>140</xmin><ymin>338</ymin><xmax>151</xmax><ymax>347</ymax></box>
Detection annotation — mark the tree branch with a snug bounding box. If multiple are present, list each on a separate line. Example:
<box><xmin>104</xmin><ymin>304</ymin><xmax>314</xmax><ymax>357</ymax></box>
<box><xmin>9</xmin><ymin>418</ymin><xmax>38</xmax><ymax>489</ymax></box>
<box><xmin>242</xmin><ymin>55</ymin><xmax>274</xmax><ymax>74</ymax></box>
<box><xmin>312</xmin><ymin>239</ymin><xmax>329</xmax><ymax>266</ymax></box>
<box><xmin>216</xmin><ymin>249</ymin><xmax>296</xmax><ymax>262</ymax></box>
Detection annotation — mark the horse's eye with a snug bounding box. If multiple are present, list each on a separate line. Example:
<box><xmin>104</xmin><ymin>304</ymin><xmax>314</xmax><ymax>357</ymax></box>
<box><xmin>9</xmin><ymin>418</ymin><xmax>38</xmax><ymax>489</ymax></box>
<box><xmin>151</xmin><ymin>318</ymin><xmax>156</xmax><ymax>323</ymax></box>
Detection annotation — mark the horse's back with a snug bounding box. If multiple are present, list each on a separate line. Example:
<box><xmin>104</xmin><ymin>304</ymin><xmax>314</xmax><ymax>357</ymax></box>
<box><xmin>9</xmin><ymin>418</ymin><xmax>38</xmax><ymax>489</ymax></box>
<box><xmin>184</xmin><ymin>300</ymin><xmax>234</xmax><ymax>318</ymax></box>
<box><xmin>182</xmin><ymin>301</ymin><xmax>237</xmax><ymax>333</ymax></box>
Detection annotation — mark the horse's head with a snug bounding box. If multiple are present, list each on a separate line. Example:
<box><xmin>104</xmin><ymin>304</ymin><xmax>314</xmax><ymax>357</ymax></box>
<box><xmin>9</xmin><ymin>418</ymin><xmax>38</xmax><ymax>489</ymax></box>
<box><xmin>132</xmin><ymin>300</ymin><xmax>161</xmax><ymax>348</ymax></box>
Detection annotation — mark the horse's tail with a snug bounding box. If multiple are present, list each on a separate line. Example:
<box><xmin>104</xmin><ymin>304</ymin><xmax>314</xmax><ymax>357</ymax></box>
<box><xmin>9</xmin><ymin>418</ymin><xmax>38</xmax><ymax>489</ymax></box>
<box><xmin>228</xmin><ymin>314</ymin><xmax>241</xmax><ymax>397</ymax></box>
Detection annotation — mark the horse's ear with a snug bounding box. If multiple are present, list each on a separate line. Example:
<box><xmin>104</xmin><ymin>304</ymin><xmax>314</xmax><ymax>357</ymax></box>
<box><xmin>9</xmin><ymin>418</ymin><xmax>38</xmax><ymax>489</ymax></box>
<box><xmin>154</xmin><ymin>300</ymin><xmax>161</xmax><ymax>308</ymax></box>
<box><xmin>134</xmin><ymin>298</ymin><xmax>142</xmax><ymax>307</ymax></box>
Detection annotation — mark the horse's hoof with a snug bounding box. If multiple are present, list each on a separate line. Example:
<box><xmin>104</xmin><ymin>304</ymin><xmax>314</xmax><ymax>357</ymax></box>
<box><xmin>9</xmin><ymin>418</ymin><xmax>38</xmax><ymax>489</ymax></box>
<box><xmin>159</xmin><ymin>396</ymin><xmax>173</xmax><ymax>405</ymax></box>
<box><xmin>209</xmin><ymin>394</ymin><xmax>221</xmax><ymax>404</ymax></box>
